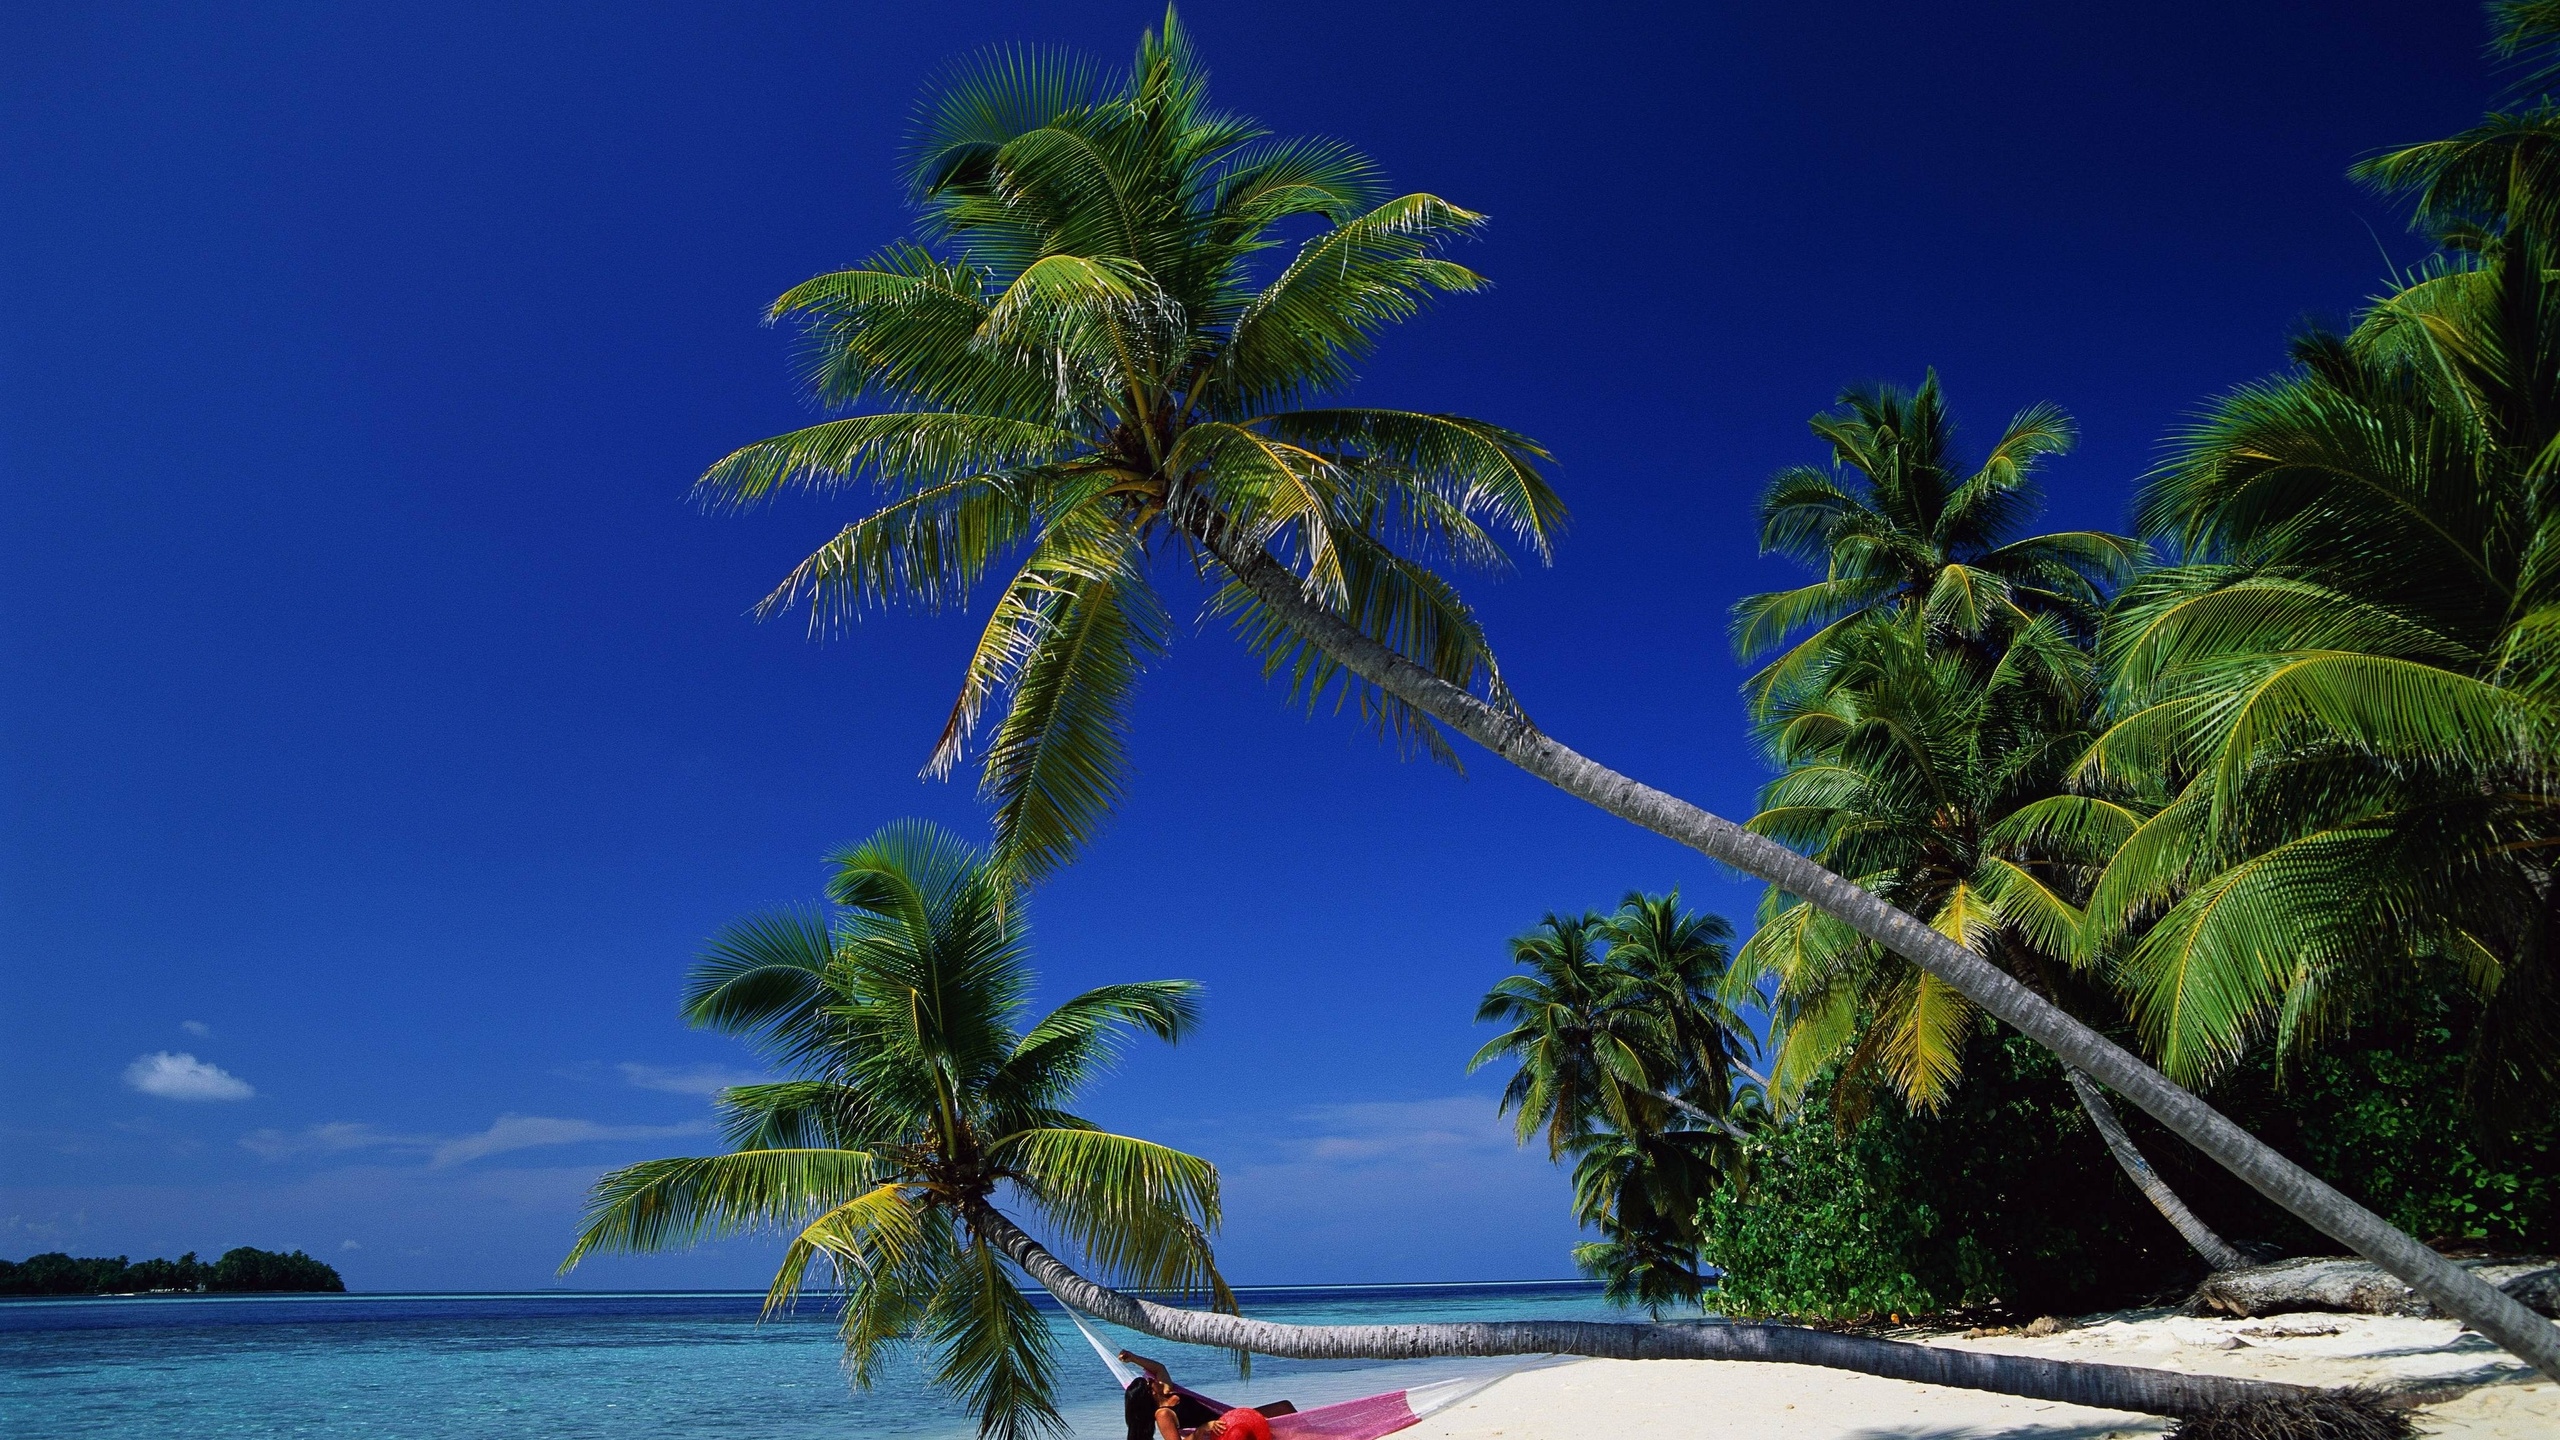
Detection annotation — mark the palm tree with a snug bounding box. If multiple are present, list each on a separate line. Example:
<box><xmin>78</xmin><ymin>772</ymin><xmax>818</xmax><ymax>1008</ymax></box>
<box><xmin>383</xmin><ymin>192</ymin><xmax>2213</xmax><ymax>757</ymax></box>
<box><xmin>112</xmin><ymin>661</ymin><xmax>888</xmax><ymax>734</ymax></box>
<box><xmin>1469</xmin><ymin>912</ymin><xmax>1654</xmax><ymax>1157</ymax></box>
<box><xmin>1730</xmin><ymin>376</ymin><xmax>2138</xmax><ymax>710</ymax></box>
<box><xmin>1601</xmin><ymin>893</ymin><xmax>1750</xmax><ymax>1122</ymax></box>
<box><xmin>559</xmin><ymin>837</ymin><xmax>2369</xmax><ymax>1431</ymax></box>
<box><xmin>2079</xmin><ymin>228</ymin><xmax>2560</xmax><ymax>1133</ymax></box>
<box><xmin>2068</xmin><ymin>4</ymin><xmax>2560</xmax><ymax>1149</ymax></box>
<box><xmin>968</xmin><ymin>1198</ymin><xmax>2380</xmax><ymax>1424</ymax></box>
<box><xmin>1565</xmin><ymin>1122</ymin><xmax>1721</xmax><ymax>1315</ymax></box>
<box><xmin>1731</xmin><ymin>617</ymin><xmax>2252</xmax><ymax>1271</ymax></box>
<box><xmin>558</xmin><ymin>821</ymin><xmax>1229</xmax><ymax>1440</ymax></box>
<box><xmin>1470</xmin><ymin>896</ymin><xmax>1752</xmax><ymax>1310</ymax></box>
<box><xmin>699</xmin><ymin>14</ymin><xmax>1558</xmax><ymax>886</ymax></box>
<box><xmin>694</xmin><ymin>8</ymin><xmax>2560</xmax><ymax>1375</ymax></box>
<box><xmin>2349</xmin><ymin>2</ymin><xmax>2560</xmax><ymax>246</ymax></box>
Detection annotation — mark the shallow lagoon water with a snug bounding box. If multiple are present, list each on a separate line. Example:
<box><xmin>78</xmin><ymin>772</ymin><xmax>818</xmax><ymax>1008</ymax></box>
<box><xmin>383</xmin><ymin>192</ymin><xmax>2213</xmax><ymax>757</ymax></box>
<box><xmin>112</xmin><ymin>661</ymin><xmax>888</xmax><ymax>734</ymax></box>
<box><xmin>2</xmin><ymin>1281</ymin><xmax>1626</xmax><ymax>1439</ymax></box>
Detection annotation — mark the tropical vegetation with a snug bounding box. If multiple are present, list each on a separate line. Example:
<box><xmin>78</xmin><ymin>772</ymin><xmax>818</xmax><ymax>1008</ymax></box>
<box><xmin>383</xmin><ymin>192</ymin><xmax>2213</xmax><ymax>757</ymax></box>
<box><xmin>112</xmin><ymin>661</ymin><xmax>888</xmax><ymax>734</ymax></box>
<box><xmin>697</xmin><ymin>10</ymin><xmax>1557</xmax><ymax>886</ymax></box>
<box><xmin>675</xmin><ymin>0</ymin><xmax>2560</xmax><ymax>1395</ymax></box>
<box><xmin>1467</xmin><ymin>896</ymin><xmax>1758</xmax><ymax>1312</ymax></box>
<box><xmin>1655</xmin><ymin>0</ymin><xmax>2560</xmax><ymax>1322</ymax></box>
<box><xmin>560</xmin><ymin>821</ymin><xmax>1228</xmax><ymax>1440</ymax></box>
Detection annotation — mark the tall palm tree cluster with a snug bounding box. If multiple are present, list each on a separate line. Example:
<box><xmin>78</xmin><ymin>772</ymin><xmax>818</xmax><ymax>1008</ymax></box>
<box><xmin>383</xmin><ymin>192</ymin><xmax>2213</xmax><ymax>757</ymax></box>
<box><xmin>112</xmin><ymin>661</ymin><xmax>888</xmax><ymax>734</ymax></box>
<box><xmin>1711</xmin><ymin>0</ymin><xmax>2560</xmax><ymax>1284</ymax></box>
<box><xmin>1469</xmin><ymin>897</ymin><xmax>1762</xmax><ymax>1311</ymax></box>
<box><xmin>582</xmin><ymin>7</ymin><xmax>2560</xmax><ymax>1435</ymax></box>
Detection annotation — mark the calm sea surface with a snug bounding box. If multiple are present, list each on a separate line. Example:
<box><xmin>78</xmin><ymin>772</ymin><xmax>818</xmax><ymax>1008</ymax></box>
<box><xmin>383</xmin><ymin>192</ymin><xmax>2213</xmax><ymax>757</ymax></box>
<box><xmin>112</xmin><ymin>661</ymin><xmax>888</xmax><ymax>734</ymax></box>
<box><xmin>1</xmin><ymin>1282</ymin><xmax>1630</xmax><ymax>1439</ymax></box>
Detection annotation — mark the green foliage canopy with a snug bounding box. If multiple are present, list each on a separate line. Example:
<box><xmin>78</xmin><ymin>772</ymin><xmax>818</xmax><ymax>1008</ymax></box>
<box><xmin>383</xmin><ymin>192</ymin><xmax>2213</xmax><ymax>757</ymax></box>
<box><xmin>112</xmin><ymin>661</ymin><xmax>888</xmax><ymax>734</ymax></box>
<box><xmin>701</xmin><ymin>9</ymin><xmax>1560</xmax><ymax>884</ymax></box>
<box><xmin>561</xmin><ymin>820</ymin><xmax>1226</xmax><ymax>1440</ymax></box>
<box><xmin>1470</xmin><ymin>894</ymin><xmax>1759</xmax><ymax>1313</ymax></box>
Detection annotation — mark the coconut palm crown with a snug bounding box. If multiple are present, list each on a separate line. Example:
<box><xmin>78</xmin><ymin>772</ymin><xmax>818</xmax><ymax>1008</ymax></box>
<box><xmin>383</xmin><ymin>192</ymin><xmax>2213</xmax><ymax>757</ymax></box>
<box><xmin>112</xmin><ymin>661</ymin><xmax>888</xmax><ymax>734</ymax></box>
<box><xmin>560</xmin><ymin>821</ymin><xmax>1228</xmax><ymax>1440</ymax></box>
<box><xmin>1738</xmin><ymin>617</ymin><xmax>2107</xmax><ymax>1108</ymax></box>
<box><xmin>701</xmin><ymin>10</ymin><xmax>1560</xmax><ymax>882</ymax></box>
<box><xmin>1729</xmin><ymin>375</ymin><xmax>2137</xmax><ymax>711</ymax></box>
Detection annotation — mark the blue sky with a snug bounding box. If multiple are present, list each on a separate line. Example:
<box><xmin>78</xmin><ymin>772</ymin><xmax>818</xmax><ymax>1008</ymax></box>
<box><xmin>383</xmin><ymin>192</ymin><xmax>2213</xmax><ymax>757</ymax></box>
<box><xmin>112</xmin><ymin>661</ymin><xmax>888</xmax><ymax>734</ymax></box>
<box><xmin>0</xmin><ymin>1</ymin><xmax>2496</xmax><ymax>1290</ymax></box>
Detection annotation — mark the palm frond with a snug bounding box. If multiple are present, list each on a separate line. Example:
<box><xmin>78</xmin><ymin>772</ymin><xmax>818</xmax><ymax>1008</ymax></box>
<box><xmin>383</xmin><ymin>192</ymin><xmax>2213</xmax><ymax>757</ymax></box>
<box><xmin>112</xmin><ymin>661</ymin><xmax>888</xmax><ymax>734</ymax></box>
<box><xmin>1219</xmin><ymin>194</ymin><xmax>1487</xmax><ymax>409</ymax></box>
<box><xmin>683</xmin><ymin>908</ymin><xmax>841</xmax><ymax>1065</ymax></box>
<box><xmin>928</xmin><ymin>1239</ymin><xmax>1065</xmax><ymax>1440</ymax></box>
<box><xmin>695</xmin><ymin>414</ymin><xmax>1080</xmax><ymax>510</ymax></box>
<box><xmin>561</xmin><ymin>1149</ymin><xmax>885</xmax><ymax>1270</ymax></box>
<box><xmin>1001</xmin><ymin>1128</ymin><xmax>1226</xmax><ymax>1296</ymax></box>
<box><xmin>979</xmin><ymin>536</ymin><xmax>1167</xmax><ymax>883</ymax></box>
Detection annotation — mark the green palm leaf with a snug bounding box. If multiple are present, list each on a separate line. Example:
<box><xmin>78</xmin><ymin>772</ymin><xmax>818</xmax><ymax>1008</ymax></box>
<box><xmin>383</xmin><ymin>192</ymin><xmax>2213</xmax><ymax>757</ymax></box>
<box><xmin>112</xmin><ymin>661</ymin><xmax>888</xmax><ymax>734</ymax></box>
<box><xmin>561</xmin><ymin>1149</ymin><xmax>886</xmax><ymax>1268</ymax></box>
<box><xmin>980</xmin><ymin>540</ymin><xmax>1168</xmax><ymax>883</ymax></box>
<box><xmin>566</xmin><ymin>817</ymin><xmax>1217</xmax><ymax>1438</ymax></box>
<box><xmin>1001</xmin><ymin>1127</ymin><xmax>1227</xmax><ymax>1295</ymax></box>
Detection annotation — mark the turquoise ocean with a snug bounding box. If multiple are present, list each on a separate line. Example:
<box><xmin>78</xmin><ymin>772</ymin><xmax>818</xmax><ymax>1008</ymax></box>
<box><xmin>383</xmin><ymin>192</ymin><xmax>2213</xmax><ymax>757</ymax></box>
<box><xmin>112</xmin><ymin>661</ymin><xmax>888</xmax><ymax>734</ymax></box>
<box><xmin>2</xmin><ymin>1281</ymin><xmax>1626</xmax><ymax>1439</ymax></box>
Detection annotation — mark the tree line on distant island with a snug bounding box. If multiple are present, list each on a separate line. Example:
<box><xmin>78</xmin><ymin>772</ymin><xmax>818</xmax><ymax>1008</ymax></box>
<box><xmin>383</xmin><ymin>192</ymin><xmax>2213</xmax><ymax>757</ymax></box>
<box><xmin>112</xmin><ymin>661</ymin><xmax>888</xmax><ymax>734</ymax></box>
<box><xmin>0</xmin><ymin>1247</ymin><xmax>345</xmax><ymax>1297</ymax></box>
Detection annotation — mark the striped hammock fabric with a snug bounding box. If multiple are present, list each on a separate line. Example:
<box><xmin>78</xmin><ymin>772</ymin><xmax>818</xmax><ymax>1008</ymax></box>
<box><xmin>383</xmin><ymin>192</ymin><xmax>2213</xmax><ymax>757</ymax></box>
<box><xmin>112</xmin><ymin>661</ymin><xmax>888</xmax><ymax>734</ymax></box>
<box><xmin>1063</xmin><ymin>1306</ymin><xmax>1522</xmax><ymax>1440</ymax></box>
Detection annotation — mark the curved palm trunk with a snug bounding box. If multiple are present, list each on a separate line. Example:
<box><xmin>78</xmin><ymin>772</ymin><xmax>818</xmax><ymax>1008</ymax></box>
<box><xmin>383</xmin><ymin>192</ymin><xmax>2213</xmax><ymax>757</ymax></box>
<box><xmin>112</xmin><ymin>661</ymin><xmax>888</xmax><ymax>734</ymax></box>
<box><xmin>1205</xmin><ymin>539</ymin><xmax>2560</xmax><ymax>1379</ymax></box>
<box><xmin>966</xmin><ymin>1204</ymin><xmax>2316</xmax><ymax>1419</ymax></box>
<box><xmin>2063</xmin><ymin>1067</ymin><xmax>2252</xmax><ymax>1272</ymax></box>
<box><xmin>1641</xmin><ymin>1085</ymin><xmax>1753</xmax><ymax>1143</ymax></box>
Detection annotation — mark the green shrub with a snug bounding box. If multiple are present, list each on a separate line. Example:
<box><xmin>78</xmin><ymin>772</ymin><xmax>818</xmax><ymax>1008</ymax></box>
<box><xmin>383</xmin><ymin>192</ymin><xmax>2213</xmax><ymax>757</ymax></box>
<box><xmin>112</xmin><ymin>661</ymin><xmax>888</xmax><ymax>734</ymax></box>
<box><xmin>1697</xmin><ymin>972</ymin><xmax>2559</xmax><ymax>1323</ymax></box>
<box><xmin>1701</xmin><ymin>1021</ymin><xmax>2191</xmax><ymax>1321</ymax></box>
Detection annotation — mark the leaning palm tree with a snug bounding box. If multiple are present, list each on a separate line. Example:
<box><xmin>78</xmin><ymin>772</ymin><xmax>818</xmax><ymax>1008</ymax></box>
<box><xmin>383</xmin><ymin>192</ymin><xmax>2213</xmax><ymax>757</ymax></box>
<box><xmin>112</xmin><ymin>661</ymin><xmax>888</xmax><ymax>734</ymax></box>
<box><xmin>559</xmin><ymin>821</ymin><xmax>1229</xmax><ymax>1440</ymax></box>
<box><xmin>1730</xmin><ymin>376</ymin><xmax>2137</xmax><ymax>711</ymax></box>
<box><xmin>562</xmin><ymin>835</ymin><xmax>2373</xmax><ymax>1431</ymax></box>
<box><xmin>966</xmin><ymin>1182</ymin><xmax>2392</xmax><ymax>1428</ymax></box>
<box><xmin>700</xmin><ymin>15</ymin><xmax>1558</xmax><ymax>886</ymax></box>
<box><xmin>694</xmin><ymin>8</ymin><xmax>2559</xmax><ymax>1374</ymax></box>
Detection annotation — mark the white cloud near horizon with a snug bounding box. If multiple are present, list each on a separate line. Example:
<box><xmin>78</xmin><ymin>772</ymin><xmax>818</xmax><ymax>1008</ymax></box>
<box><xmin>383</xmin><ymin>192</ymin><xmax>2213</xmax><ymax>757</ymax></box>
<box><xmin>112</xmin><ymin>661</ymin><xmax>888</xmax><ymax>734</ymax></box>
<box><xmin>239</xmin><ymin>1121</ymin><xmax>430</xmax><ymax>1160</ymax></box>
<box><xmin>125</xmin><ymin>1052</ymin><xmax>255</xmax><ymax>1102</ymax></box>
<box><xmin>240</xmin><ymin>1114</ymin><xmax>714</xmax><ymax>1167</ymax></box>
<box><xmin>616</xmin><ymin>1061</ymin><xmax>765</xmax><ymax>1096</ymax></box>
<box><xmin>1281</xmin><ymin>1096</ymin><xmax>1517</xmax><ymax>1164</ymax></box>
<box><xmin>429</xmin><ymin>1115</ymin><xmax>714</xmax><ymax>1167</ymax></box>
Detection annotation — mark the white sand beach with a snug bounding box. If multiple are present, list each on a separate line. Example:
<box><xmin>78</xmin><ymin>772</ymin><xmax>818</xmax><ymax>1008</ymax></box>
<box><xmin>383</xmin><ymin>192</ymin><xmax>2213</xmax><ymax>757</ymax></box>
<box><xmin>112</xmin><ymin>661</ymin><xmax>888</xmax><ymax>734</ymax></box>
<box><xmin>1401</xmin><ymin>1313</ymin><xmax>2559</xmax><ymax>1440</ymax></box>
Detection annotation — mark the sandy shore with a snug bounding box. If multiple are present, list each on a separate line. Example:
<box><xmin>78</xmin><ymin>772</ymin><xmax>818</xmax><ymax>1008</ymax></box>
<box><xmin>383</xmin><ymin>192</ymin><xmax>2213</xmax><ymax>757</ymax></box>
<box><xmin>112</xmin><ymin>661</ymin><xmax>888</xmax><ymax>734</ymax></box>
<box><xmin>1398</xmin><ymin>1311</ymin><xmax>2557</xmax><ymax>1440</ymax></box>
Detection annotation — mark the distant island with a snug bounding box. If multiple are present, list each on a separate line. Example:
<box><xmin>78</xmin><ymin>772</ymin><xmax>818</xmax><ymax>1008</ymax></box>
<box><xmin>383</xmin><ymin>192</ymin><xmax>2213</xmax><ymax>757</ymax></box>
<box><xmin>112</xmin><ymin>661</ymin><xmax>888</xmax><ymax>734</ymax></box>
<box><xmin>0</xmin><ymin>1247</ymin><xmax>345</xmax><ymax>1296</ymax></box>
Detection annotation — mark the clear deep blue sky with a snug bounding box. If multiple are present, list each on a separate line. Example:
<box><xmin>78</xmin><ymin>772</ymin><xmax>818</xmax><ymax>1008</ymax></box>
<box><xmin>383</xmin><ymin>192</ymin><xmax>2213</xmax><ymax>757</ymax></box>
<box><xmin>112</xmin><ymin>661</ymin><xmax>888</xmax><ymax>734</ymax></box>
<box><xmin>1</xmin><ymin>2</ymin><xmax>2497</xmax><ymax>1290</ymax></box>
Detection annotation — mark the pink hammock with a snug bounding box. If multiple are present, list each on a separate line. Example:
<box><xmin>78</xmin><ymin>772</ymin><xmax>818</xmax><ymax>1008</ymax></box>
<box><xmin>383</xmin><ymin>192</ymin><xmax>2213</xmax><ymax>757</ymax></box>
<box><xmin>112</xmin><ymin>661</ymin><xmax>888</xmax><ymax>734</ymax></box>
<box><xmin>1064</xmin><ymin>1308</ymin><xmax>1523</xmax><ymax>1440</ymax></box>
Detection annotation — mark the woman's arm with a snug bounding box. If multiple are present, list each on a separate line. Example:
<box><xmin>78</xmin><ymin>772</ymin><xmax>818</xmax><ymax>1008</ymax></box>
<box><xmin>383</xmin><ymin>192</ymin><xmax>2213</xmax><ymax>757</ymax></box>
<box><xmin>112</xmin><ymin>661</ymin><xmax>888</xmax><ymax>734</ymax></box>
<box><xmin>1118</xmin><ymin>1350</ymin><xmax>1173</xmax><ymax>1385</ymax></box>
<box><xmin>1156</xmin><ymin>1401</ymin><xmax>1183</xmax><ymax>1440</ymax></box>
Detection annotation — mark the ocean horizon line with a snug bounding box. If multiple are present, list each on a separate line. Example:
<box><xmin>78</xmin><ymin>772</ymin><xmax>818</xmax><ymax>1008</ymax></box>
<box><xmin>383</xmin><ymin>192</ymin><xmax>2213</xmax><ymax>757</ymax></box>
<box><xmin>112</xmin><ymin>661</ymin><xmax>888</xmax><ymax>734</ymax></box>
<box><xmin>4</xmin><ymin>1276</ymin><xmax>1605</xmax><ymax>1308</ymax></box>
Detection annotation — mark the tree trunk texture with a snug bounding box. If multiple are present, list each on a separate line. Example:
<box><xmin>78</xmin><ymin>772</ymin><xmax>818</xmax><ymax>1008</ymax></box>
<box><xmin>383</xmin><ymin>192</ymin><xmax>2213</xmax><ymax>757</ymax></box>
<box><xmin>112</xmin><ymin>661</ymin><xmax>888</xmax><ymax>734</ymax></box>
<box><xmin>965</xmin><ymin>1204</ymin><xmax>2322</xmax><ymax>1420</ymax></box>
<box><xmin>2063</xmin><ymin>1067</ymin><xmax>2252</xmax><ymax>1272</ymax></box>
<box><xmin>2189</xmin><ymin>1256</ymin><xmax>2560</xmax><ymax>1320</ymax></box>
<box><xmin>1204</xmin><ymin>539</ymin><xmax>2560</xmax><ymax>1380</ymax></box>
<box><xmin>1641</xmin><ymin>1086</ymin><xmax>1754</xmax><ymax>1143</ymax></box>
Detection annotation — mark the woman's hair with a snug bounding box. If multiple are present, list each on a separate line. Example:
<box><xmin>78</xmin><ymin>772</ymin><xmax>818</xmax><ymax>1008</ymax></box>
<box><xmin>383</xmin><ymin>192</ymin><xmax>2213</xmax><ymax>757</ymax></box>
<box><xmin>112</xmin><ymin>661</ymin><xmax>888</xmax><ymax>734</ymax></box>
<box><xmin>1124</xmin><ymin>1376</ymin><xmax>1162</xmax><ymax>1440</ymax></box>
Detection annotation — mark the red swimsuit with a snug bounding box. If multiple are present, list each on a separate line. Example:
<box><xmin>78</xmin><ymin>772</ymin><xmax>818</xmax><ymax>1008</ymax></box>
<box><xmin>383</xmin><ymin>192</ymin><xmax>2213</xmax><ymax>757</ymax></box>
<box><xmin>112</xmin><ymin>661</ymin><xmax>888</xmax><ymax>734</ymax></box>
<box><xmin>1216</xmin><ymin>1409</ymin><xmax>1273</xmax><ymax>1440</ymax></box>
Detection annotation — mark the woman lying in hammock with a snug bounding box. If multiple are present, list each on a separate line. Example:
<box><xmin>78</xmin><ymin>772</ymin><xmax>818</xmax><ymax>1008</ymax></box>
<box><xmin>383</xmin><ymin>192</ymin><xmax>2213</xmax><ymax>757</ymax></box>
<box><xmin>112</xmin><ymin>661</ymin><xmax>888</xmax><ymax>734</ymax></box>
<box><xmin>1117</xmin><ymin>1349</ymin><xmax>1292</xmax><ymax>1440</ymax></box>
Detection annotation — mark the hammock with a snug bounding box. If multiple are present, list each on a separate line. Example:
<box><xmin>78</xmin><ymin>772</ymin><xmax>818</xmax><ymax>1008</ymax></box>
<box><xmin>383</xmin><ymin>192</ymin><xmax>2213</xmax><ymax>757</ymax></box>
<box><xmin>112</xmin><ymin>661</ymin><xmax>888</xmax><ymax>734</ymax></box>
<box><xmin>1063</xmin><ymin>1306</ymin><xmax>1529</xmax><ymax>1440</ymax></box>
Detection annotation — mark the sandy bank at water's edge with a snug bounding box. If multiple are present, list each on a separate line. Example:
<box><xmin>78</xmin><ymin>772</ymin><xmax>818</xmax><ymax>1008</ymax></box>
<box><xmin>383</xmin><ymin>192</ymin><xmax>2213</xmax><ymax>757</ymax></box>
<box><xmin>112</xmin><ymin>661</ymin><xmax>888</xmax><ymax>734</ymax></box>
<box><xmin>1393</xmin><ymin>1311</ymin><xmax>2556</xmax><ymax>1440</ymax></box>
